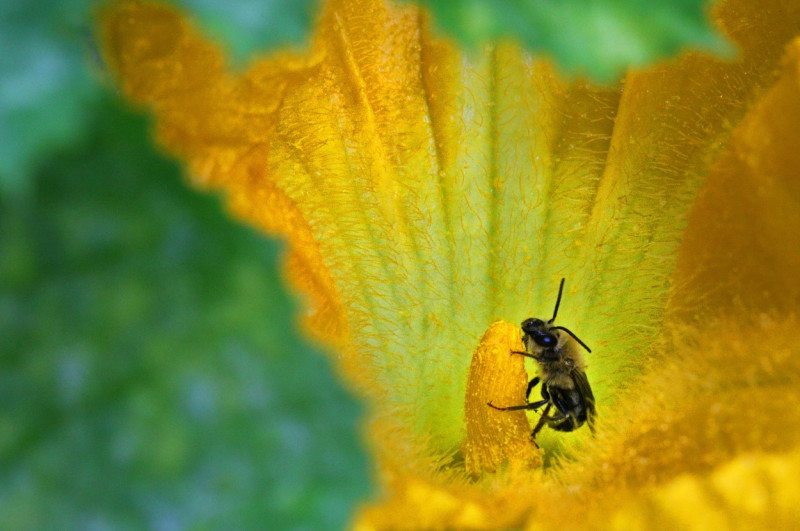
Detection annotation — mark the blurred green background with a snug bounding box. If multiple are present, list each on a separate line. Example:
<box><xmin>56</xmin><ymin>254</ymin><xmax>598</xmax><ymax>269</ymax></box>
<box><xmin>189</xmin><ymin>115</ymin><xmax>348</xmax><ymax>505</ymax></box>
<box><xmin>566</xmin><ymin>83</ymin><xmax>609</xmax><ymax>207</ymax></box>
<box><xmin>0</xmin><ymin>0</ymin><xmax>722</xmax><ymax>529</ymax></box>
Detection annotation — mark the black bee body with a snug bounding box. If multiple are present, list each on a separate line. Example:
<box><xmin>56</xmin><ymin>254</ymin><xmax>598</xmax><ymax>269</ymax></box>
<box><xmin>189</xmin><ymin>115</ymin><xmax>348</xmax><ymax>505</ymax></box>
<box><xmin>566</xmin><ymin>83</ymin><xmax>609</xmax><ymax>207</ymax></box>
<box><xmin>488</xmin><ymin>279</ymin><xmax>596</xmax><ymax>444</ymax></box>
<box><xmin>521</xmin><ymin>315</ymin><xmax>596</xmax><ymax>433</ymax></box>
<box><xmin>543</xmin><ymin>381</ymin><xmax>594</xmax><ymax>432</ymax></box>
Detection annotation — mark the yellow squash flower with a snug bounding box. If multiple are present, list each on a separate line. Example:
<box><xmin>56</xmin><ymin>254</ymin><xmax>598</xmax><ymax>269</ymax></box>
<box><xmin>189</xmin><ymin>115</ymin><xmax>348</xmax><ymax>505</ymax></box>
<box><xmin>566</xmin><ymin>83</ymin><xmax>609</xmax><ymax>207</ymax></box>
<box><xmin>100</xmin><ymin>0</ymin><xmax>800</xmax><ymax>529</ymax></box>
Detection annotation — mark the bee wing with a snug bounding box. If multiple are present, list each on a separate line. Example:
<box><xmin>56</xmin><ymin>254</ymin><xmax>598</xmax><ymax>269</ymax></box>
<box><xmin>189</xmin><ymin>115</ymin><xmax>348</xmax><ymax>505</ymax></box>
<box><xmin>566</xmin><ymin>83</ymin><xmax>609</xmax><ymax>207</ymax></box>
<box><xmin>571</xmin><ymin>369</ymin><xmax>597</xmax><ymax>430</ymax></box>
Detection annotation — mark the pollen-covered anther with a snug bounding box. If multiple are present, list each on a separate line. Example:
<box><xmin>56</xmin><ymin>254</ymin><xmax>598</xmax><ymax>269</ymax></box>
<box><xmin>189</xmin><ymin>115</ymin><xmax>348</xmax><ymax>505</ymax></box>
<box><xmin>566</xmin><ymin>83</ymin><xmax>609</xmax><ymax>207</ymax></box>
<box><xmin>463</xmin><ymin>321</ymin><xmax>542</xmax><ymax>477</ymax></box>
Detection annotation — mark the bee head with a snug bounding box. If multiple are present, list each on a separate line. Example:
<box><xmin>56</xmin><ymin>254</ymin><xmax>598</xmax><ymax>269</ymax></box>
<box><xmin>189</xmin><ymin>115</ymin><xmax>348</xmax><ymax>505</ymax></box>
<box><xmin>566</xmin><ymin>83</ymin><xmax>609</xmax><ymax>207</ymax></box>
<box><xmin>521</xmin><ymin>318</ymin><xmax>544</xmax><ymax>335</ymax></box>
<box><xmin>520</xmin><ymin>279</ymin><xmax>593</xmax><ymax>354</ymax></box>
<box><xmin>521</xmin><ymin>318</ymin><xmax>559</xmax><ymax>349</ymax></box>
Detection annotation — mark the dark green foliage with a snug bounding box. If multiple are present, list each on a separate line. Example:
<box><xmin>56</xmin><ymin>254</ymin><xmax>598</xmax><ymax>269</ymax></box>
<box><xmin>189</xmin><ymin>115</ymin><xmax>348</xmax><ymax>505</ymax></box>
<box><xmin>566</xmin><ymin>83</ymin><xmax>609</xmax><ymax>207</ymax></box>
<box><xmin>412</xmin><ymin>0</ymin><xmax>731</xmax><ymax>80</ymax></box>
<box><xmin>182</xmin><ymin>0</ymin><xmax>319</xmax><ymax>67</ymax></box>
<box><xmin>0</xmin><ymin>0</ymin><xmax>100</xmax><ymax>196</ymax></box>
<box><xmin>0</xmin><ymin>97</ymin><xmax>370</xmax><ymax>530</ymax></box>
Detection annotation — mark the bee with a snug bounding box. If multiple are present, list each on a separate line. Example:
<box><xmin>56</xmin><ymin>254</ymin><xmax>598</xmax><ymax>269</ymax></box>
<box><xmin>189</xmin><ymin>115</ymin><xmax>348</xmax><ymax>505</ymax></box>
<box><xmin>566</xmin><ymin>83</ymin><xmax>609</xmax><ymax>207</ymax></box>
<box><xmin>488</xmin><ymin>278</ymin><xmax>596</xmax><ymax>446</ymax></box>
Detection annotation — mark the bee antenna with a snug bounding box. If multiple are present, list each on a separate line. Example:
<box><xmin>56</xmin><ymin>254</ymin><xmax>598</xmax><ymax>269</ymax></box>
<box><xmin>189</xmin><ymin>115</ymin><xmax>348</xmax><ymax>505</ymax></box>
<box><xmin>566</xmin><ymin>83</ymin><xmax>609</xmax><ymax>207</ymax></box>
<box><xmin>550</xmin><ymin>278</ymin><xmax>565</xmax><ymax>322</ymax></box>
<box><xmin>552</xmin><ymin>326</ymin><xmax>592</xmax><ymax>353</ymax></box>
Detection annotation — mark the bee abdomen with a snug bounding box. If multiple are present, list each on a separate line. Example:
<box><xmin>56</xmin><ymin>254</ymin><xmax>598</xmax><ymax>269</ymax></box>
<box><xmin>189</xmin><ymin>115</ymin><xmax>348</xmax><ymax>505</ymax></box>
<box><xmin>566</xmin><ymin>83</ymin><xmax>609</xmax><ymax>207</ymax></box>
<box><xmin>548</xmin><ymin>411</ymin><xmax>588</xmax><ymax>432</ymax></box>
<box><xmin>545</xmin><ymin>385</ymin><xmax>589</xmax><ymax>432</ymax></box>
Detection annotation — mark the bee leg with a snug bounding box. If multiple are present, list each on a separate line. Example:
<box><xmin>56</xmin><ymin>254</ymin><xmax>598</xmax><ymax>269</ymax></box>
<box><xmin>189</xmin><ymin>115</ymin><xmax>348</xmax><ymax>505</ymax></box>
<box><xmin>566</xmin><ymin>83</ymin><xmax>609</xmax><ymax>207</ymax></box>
<box><xmin>525</xmin><ymin>377</ymin><xmax>541</xmax><ymax>401</ymax></box>
<box><xmin>548</xmin><ymin>396</ymin><xmax>579</xmax><ymax>430</ymax></box>
<box><xmin>549</xmin><ymin>394</ymin><xmax>571</xmax><ymax>420</ymax></box>
<box><xmin>511</xmin><ymin>350</ymin><xmax>542</xmax><ymax>361</ymax></box>
<box><xmin>528</xmin><ymin>398</ymin><xmax>549</xmax><ymax>410</ymax></box>
<box><xmin>530</xmin><ymin>403</ymin><xmax>553</xmax><ymax>447</ymax></box>
<box><xmin>487</xmin><ymin>401</ymin><xmax>543</xmax><ymax>412</ymax></box>
<box><xmin>544</xmin><ymin>385</ymin><xmax>574</xmax><ymax>417</ymax></box>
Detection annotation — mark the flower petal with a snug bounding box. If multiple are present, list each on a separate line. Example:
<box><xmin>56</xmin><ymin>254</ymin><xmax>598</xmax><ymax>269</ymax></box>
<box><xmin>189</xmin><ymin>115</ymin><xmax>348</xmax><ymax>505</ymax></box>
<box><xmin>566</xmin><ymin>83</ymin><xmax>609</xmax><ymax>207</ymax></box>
<box><xmin>526</xmin><ymin>35</ymin><xmax>800</xmax><ymax>528</ymax></box>
<box><xmin>606</xmin><ymin>449</ymin><xmax>800</xmax><ymax>530</ymax></box>
<box><xmin>671</xmin><ymin>37</ymin><xmax>800</xmax><ymax>320</ymax></box>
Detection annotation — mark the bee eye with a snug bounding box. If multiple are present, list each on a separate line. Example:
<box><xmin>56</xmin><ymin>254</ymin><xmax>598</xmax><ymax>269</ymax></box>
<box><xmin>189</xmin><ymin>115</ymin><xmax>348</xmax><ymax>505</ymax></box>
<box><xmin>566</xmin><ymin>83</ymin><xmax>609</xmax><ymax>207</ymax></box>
<box><xmin>534</xmin><ymin>333</ymin><xmax>557</xmax><ymax>348</ymax></box>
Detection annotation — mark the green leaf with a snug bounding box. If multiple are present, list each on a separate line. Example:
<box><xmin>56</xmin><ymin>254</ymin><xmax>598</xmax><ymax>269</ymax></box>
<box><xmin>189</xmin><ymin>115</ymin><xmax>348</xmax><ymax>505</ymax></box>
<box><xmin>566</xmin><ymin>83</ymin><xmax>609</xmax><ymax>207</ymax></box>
<box><xmin>0</xmin><ymin>0</ymin><xmax>99</xmax><ymax>196</ymax></box>
<box><xmin>0</xmin><ymin>96</ymin><xmax>371</xmax><ymax>530</ymax></box>
<box><xmin>180</xmin><ymin>0</ymin><xmax>319</xmax><ymax>67</ymax></box>
<box><xmin>413</xmin><ymin>0</ymin><xmax>733</xmax><ymax>80</ymax></box>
